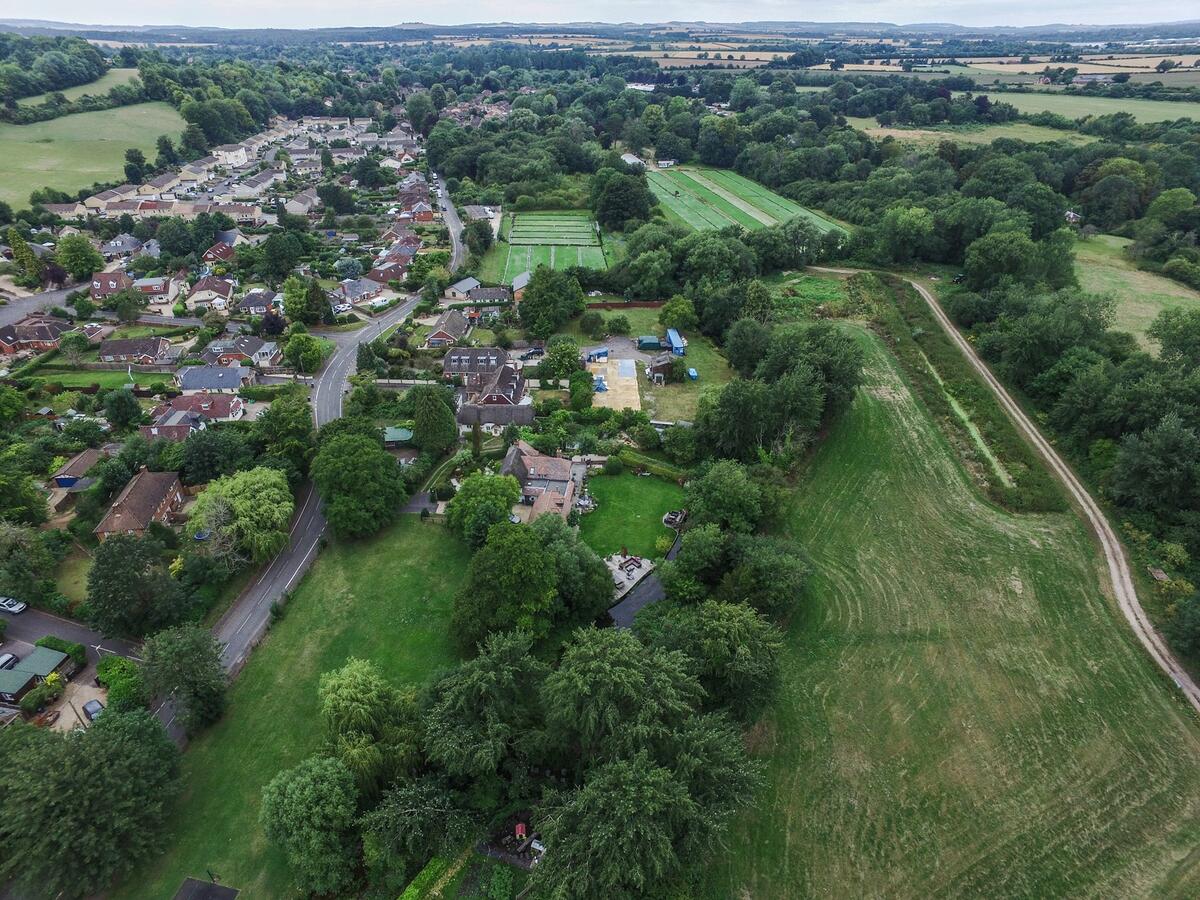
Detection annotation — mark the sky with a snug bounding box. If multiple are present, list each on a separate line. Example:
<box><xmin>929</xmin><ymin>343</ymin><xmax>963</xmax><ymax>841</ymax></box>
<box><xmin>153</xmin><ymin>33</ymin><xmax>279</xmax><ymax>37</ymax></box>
<box><xmin>12</xmin><ymin>1</ymin><xmax>1195</xmax><ymax>30</ymax></box>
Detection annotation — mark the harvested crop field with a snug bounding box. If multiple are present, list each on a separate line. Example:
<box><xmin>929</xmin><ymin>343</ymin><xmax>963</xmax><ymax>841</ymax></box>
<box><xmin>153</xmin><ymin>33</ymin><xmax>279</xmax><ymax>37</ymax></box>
<box><xmin>705</xmin><ymin>326</ymin><xmax>1200</xmax><ymax>898</ymax></box>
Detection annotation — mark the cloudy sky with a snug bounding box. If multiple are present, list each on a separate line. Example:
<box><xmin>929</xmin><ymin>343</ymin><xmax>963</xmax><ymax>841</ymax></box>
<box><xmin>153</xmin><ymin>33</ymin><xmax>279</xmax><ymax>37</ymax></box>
<box><xmin>16</xmin><ymin>1</ymin><xmax>1192</xmax><ymax>30</ymax></box>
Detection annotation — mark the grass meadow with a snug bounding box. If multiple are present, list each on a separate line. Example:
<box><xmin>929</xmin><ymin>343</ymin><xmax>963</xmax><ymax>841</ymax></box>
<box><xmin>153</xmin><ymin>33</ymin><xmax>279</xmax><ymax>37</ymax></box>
<box><xmin>647</xmin><ymin>166</ymin><xmax>847</xmax><ymax>234</ymax></box>
<box><xmin>110</xmin><ymin>517</ymin><xmax>470</xmax><ymax>900</ymax></box>
<box><xmin>578</xmin><ymin>472</ymin><xmax>683</xmax><ymax>559</ymax></box>
<box><xmin>1074</xmin><ymin>234</ymin><xmax>1200</xmax><ymax>348</ymax></box>
<box><xmin>0</xmin><ymin>102</ymin><xmax>184</xmax><ymax>209</ymax></box>
<box><xmin>17</xmin><ymin>67</ymin><xmax>141</xmax><ymax>106</ymax></box>
<box><xmin>703</xmin><ymin>326</ymin><xmax>1200</xmax><ymax>897</ymax></box>
<box><xmin>990</xmin><ymin>91</ymin><xmax>1200</xmax><ymax>123</ymax></box>
<box><xmin>844</xmin><ymin>116</ymin><xmax>1095</xmax><ymax>147</ymax></box>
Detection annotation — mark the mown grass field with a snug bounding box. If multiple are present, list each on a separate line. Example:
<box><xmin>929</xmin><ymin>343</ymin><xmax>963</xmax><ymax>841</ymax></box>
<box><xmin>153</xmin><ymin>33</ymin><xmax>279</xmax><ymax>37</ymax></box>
<box><xmin>478</xmin><ymin>211</ymin><xmax>608</xmax><ymax>283</ymax></box>
<box><xmin>578</xmin><ymin>472</ymin><xmax>683</xmax><ymax>559</ymax></box>
<box><xmin>32</xmin><ymin>369</ymin><xmax>169</xmax><ymax>389</ymax></box>
<box><xmin>0</xmin><ymin>102</ymin><xmax>184</xmax><ymax>209</ymax></box>
<box><xmin>110</xmin><ymin>517</ymin><xmax>469</xmax><ymax>900</ymax></box>
<box><xmin>990</xmin><ymin>91</ymin><xmax>1200</xmax><ymax>123</ymax></box>
<box><xmin>647</xmin><ymin>166</ymin><xmax>847</xmax><ymax>234</ymax></box>
<box><xmin>705</xmin><ymin>326</ymin><xmax>1200</xmax><ymax>898</ymax></box>
<box><xmin>1074</xmin><ymin>234</ymin><xmax>1200</xmax><ymax>348</ymax></box>
<box><xmin>17</xmin><ymin>67</ymin><xmax>140</xmax><ymax>106</ymax></box>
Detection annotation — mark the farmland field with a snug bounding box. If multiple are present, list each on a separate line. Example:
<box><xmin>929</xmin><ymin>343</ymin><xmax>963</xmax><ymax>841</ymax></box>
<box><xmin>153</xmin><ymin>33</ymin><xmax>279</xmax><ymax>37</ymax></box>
<box><xmin>1075</xmin><ymin>234</ymin><xmax>1200</xmax><ymax>348</ymax></box>
<box><xmin>111</xmin><ymin>517</ymin><xmax>469</xmax><ymax>900</ymax></box>
<box><xmin>17</xmin><ymin>67</ymin><xmax>140</xmax><ymax>106</ymax></box>
<box><xmin>969</xmin><ymin>91</ymin><xmax>1200</xmax><ymax>123</ymax></box>
<box><xmin>845</xmin><ymin>116</ymin><xmax>1094</xmax><ymax>147</ymax></box>
<box><xmin>704</xmin><ymin>326</ymin><xmax>1200</xmax><ymax>897</ymax></box>
<box><xmin>478</xmin><ymin>211</ymin><xmax>608</xmax><ymax>283</ymax></box>
<box><xmin>0</xmin><ymin>102</ymin><xmax>185</xmax><ymax>209</ymax></box>
<box><xmin>647</xmin><ymin>166</ymin><xmax>847</xmax><ymax>234</ymax></box>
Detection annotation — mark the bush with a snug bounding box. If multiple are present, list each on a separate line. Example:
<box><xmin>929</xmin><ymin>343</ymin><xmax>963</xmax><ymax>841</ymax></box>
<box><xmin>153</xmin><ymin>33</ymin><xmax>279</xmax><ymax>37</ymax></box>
<box><xmin>96</xmin><ymin>655</ymin><xmax>147</xmax><ymax>712</ymax></box>
<box><xmin>603</xmin><ymin>457</ymin><xmax>624</xmax><ymax>476</ymax></box>
<box><xmin>35</xmin><ymin>635</ymin><xmax>86</xmax><ymax>667</ymax></box>
<box><xmin>19</xmin><ymin>673</ymin><xmax>64</xmax><ymax>714</ymax></box>
<box><xmin>485</xmin><ymin>864</ymin><xmax>514</xmax><ymax>900</ymax></box>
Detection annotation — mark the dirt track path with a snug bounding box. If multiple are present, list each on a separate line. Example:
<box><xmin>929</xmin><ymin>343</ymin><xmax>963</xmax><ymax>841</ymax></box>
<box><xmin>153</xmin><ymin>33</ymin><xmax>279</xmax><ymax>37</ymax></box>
<box><xmin>814</xmin><ymin>266</ymin><xmax>1200</xmax><ymax>716</ymax></box>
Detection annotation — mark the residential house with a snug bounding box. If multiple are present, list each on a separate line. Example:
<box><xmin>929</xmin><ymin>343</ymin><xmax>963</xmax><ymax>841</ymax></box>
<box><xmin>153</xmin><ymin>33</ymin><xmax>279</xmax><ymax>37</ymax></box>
<box><xmin>200</xmin><ymin>335</ymin><xmax>280</xmax><ymax>367</ymax></box>
<box><xmin>446</xmin><ymin>277</ymin><xmax>480</xmax><ymax>300</ymax></box>
<box><xmin>442</xmin><ymin>347</ymin><xmax>507</xmax><ymax>389</ymax></box>
<box><xmin>132</xmin><ymin>276</ymin><xmax>179</xmax><ymax>304</ymax></box>
<box><xmin>284</xmin><ymin>187</ymin><xmax>321</xmax><ymax>216</ymax></box>
<box><xmin>201</xmin><ymin>241</ymin><xmax>237</xmax><ymax>264</ymax></box>
<box><xmin>100</xmin><ymin>233</ymin><xmax>142</xmax><ymax>259</ymax></box>
<box><xmin>50</xmin><ymin>448</ymin><xmax>102</xmax><ymax>488</ymax></box>
<box><xmin>213</xmin><ymin>144</ymin><xmax>250</xmax><ymax>167</ymax></box>
<box><xmin>426</xmin><ymin>309</ymin><xmax>469</xmax><ymax>347</ymax></box>
<box><xmin>176</xmin><ymin>365</ymin><xmax>256</xmax><ymax>393</ymax></box>
<box><xmin>139</xmin><ymin>410</ymin><xmax>205</xmax><ymax>443</ymax></box>
<box><xmin>365</xmin><ymin>261</ymin><xmax>406</xmax><ymax>284</ymax></box>
<box><xmin>334</xmin><ymin>278</ymin><xmax>383</xmax><ymax>305</ymax></box>
<box><xmin>410</xmin><ymin>201</ymin><xmax>434</xmax><ymax>222</ymax></box>
<box><xmin>187</xmin><ymin>276</ymin><xmax>236</xmax><ymax>312</ymax></box>
<box><xmin>90</xmin><ymin>270</ymin><xmax>133</xmax><ymax>302</ymax></box>
<box><xmin>292</xmin><ymin>159</ymin><xmax>323</xmax><ymax>178</ymax></box>
<box><xmin>93</xmin><ymin>468</ymin><xmax>184</xmax><ymax>540</ymax></box>
<box><xmin>468</xmin><ymin>286</ymin><xmax>511</xmax><ymax>305</ymax></box>
<box><xmin>142</xmin><ymin>239</ymin><xmax>161</xmax><ymax>259</ymax></box>
<box><xmin>237</xmin><ymin>288</ymin><xmax>281</xmax><ymax>317</ymax></box>
<box><xmin>0</xmin><ymin>316</ymin><xmax>75</xmax><ymax>354</ymax></box>
<box><xmin>150</xmin><ymin>393</ymin><xmax>245</xmax><ymax>423</ymax></box>
<box><xmin>500</xmin><ymin>440</ymin><xmax>575</xmax><ymax>519</ymax></box>
<box><xmin>462</xmin><ymin>205</ymin><xmax>495</xmax><ymax>221</ymax></box>
<box><xmin>41</xmin><ymin>201</ymin><xmax>88</xmax><ymax>218</ymax></box>
<box><xmin>139</xmin><ymin>172</ymin><xmax>180</xmax><ymax>196</ymax></box>
<box><xmin>98</xmin><ymin>336</ymin><xmax>171</xmax><ymax>364</ymax></box>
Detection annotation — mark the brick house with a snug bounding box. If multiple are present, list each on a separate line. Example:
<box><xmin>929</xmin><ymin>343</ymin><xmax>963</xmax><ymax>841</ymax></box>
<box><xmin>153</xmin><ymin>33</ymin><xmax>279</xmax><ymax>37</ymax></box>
<box><xmin>0</xmin><ymin>316</ymin><xmax>75</xmax><ymax>354</ymax></box>
<box><xmin>426</xmin><ymin>309</ymin><xmax>469</xmax><ymax>347</ymax></box>
<box><xmin>90</xmin><ymin>270</ymin><xmax>134</xmax><ymax>302</ymax></box>
<box><xmin>97</xmin><ymin>336</ymin><xmax>171</xmax><ymax>364</ymax></box>
<box><xmin>93</xmin><ymin>469</ymin><xmax>184</xmax><ymax>540</ymax></box>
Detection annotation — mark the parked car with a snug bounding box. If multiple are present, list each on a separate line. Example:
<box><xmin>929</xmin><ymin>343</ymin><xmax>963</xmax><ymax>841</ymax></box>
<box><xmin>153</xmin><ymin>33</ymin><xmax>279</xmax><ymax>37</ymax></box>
<box><xmin>0</xmin><ymin>652</ymin><xmax>18</xmax><ymax>670</ymax></box>
<box><xmin>519</xmin><ymin>348</ymin><xmax>544</xmax><ymax>361</ymax></box>
<box><xmin>82</xmin><ymin>699</ymin><xmax>105</xmax><ymax>723</ymax></box>
<box><xmin>0</xmin><ymin>596</ymin><xmax>27</xmax><ymax>614</ymax></box>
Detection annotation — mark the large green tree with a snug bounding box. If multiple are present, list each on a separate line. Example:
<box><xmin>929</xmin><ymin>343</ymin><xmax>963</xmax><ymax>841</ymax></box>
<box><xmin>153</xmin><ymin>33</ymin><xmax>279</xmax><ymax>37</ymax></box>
<box><xmin>445</xmin><ymin>472</ymin><xmax>521</xmax><ymax>548</ymax></box>
<box><xmin>0</xmin><ymin>711</ymin><xmax>180</xmax><ymax>899</ymax></box>
<box><xmin>312</xmin><ymin>433</ymin><xmax>408</xmax><ymax>538</ymax></box>
<box><xmin>142</xmin><ymin>624</ymin><xmax>226</xmax><ymax>734</ymax></box>
<box><xmin>54</xmin><ymin>233</ymin><xmax>104</xmax><ymax>280</ymax></box>
<box><xmin>187</xmin><ymin>466</ymin><xmax>294</xmax><ymax>564</ymax></box>
<box><xmin>87</xmin><ymin>534</ymin><xmax>188</xmax><ymax>638</ymax></box>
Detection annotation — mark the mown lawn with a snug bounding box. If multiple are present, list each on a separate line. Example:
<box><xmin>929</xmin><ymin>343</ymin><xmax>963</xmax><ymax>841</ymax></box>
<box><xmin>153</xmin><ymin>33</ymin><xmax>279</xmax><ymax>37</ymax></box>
<box><xmin>704</xmin><ymin>327</ymin><xmax>1200</xmax><ymax>897</ymax></box>
<box><xmin>1074</xmin><ymin>234</ymin><xmax>1200</xmax><ymax>348</ymax></box>
<box><xmin>0</xmin><ymin>102</ymin><xmax>185</xmax><ymax>209</ymax></box>
<box><xmin>54</xmin><ymin>548</ymin><xmax>92</xmax><ymax>607</ymax></box>
<box><xmin>110</xmin><ymin>517</ymin><xmax>470</xmax><ymax>900</ymax></box>
<box><xmin>578</xmin><ymin>472</ymin><xmax>683</xmax><ymax>559</ymax></box>
<box><xmin>33</xmin><ymin>369</ymin><xmax>167</xmax><ymax>389</ymax></box>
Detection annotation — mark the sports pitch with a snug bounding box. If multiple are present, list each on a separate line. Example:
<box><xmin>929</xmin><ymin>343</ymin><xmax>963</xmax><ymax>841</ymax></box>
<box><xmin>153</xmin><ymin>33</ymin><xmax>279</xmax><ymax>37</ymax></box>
<box><xmin>648</xmin><ymin>166</ymin><xmax>847</xmax><ymax>234</ymax></box>
<box><xmin>487</xmin><ymin>211</ymin><xmax>609</xmax><ymax>283</ymax></box>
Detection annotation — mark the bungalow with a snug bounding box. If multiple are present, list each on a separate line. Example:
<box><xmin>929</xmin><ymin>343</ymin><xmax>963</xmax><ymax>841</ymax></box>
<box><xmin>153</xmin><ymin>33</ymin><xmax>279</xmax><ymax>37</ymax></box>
<box><xmin>0</xmin><ymin>669</ymin><xmax>37</xmax><ymax>707</ymax></box>
<box><xmin>50</xmin><ymin>448</ymin><xmax>102</xmax><ymax>488</ymax></box>
<box><xmin>90</xmin><ymin>270</ymin><xmax>133</xmax><ymax>301</ymax></box>
<box><xmin>426</xmin><ymin>309</ymin><xmax>470</xmax><ymax>347</ymax></box>
<box><xmin>511</xmin><ymin>270</ymin><xmax>531</xmax><ymax>301</ymax></box>
<box><xmin>187</xmin><ymin>276</ymin><xmax>236</xmax><ymax>312</ymax></box>
<box><xmin>0</xmin><ymin>316</ymin><xmax>75</xmax><ymax>354</ymax></box>
<box><xmin>468</xmin><ymin>286</ymin><xmax>511</xmax><ymax>304</ymax></box>
<box><xmin>94</xmin><ymin>468</ymin><xmax>184</xmax><ymax>540</ymax></box>
<box><xmin>365</xmin><ymin>261</ymin><xmax>406</xmax><ymax>285</ymax></box>
<box><xmin>201</xmin><ymin>241</ymin><xmax>237</xmax><ymax>264</ymax></box>
<box><xmin>176</xmin><ymin>365</ymin><xmax>256</xmax><ymax>394</ymax></box>
<box><xmin>237</xmin><ymin>288</ymin><xmax>281</xmax><ymax>317</ymax></box>
<box><xmin>334</xmin><ymin>278</ymin><xmax>383</xmax><ymax>305</ymax></box>
<box><xmin>500</xmin><ymin>440</ymin><xmax>575</xmax><ymax>520</ymax></box>
<box><xmin>132</xmin><ymin>276</ymin><xmax>179</xmax><ymax>304</ymax></box>
<box><xmin>446</xmin><ymin>277</ymin><xmax>480</xmax><ymax>300</ymax></box>
<box><xmin>100</xmin><ymin>233</ymin><xmax>142</xmax><ymax>259</ymax></box>
<box><xmin>200</xmin><ymin>335</ymin><xmax>280</xmax><ymax>367</ymax></box>
<box><xmin>98</xmin><ymin>336</ymin><xmax>171</xmax><ymax>364</ymax></box>
<box><xmin>150</xmin><ymin>393</ymin><xmax>245</xmax><ymax>423</ymax></box>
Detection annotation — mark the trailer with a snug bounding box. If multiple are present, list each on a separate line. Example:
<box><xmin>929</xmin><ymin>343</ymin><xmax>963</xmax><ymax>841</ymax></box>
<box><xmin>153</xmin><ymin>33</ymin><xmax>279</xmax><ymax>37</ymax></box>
<box><xmin>637</xmin><ymin>335</ymin><xmax>661</xmax><ymax>351</ymax></box>
<box><xmin>666</xmin><ymin>328</ymin><xmax>687</xmax><ymax>356</ymax></box>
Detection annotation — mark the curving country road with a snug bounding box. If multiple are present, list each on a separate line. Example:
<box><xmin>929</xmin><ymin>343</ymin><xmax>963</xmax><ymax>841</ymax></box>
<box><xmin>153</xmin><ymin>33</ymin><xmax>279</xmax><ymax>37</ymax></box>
<box><xmin>437</xmin><ymin>181</ymin><xmax>466</xmax><ymax>272</ymax></box>
<box><xmin>214</xmin><ymin>300</ymin><xmax>419</xmax><ymax>672</ymax></box>
<box><xmin>815</xmin><ymin>266</ymin><xmax>1200</xmax><ymax>715</ymax></box>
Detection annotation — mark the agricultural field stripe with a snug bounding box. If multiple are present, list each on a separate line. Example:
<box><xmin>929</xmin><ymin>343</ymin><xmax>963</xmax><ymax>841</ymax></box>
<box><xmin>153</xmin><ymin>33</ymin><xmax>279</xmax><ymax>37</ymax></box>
<box><xmin>648</xmin><ymin>171</ymin><xmax>737</xmax><ymax>230</ymax></box>
<box><xmin>663</xmin><ymin>169</ymin><xmax>764</xmax><ymax>230</ymax></box>
<box><xmin>678</xmin><ymin>169</ymin><xmax>778</xmax><ymax>226</ymax></box>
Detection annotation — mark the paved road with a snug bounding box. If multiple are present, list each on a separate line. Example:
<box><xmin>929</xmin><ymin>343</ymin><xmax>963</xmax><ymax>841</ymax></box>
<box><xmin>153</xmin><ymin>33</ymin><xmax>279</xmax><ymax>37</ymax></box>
<box><xmin>1</xmin><ymin>283</ymin><xmax>202</xmax><ymax>328</ymax></box>
<box><xmin>814</xmin><ymin>266</ymin><xmax>1200</xmax><ymax>716</ymax></box>
<box><xmin>2</xmin><ymin>608</ymin><xmax>137</xmax><ymax>665</ymax></box>
<box><xmin>437</xmin><ymin>185</ymin><xmax>466</xmax><ymax>272</ymax></box>
<box><xmin>212</xmin><ymin>299</ymin><xmax>419</xmax><ymax>672</ymax></box>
